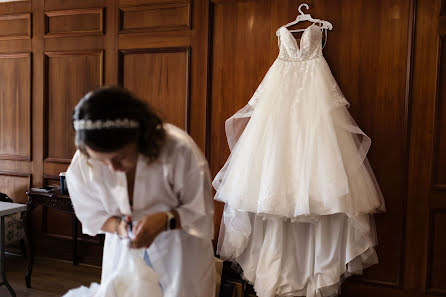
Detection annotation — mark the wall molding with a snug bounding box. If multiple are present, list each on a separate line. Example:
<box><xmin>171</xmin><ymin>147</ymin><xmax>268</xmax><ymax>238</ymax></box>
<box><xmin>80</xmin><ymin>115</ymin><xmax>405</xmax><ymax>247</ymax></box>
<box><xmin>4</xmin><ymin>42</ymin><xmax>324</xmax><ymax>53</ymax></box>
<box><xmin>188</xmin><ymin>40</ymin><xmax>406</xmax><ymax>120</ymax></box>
<box><xmin>43</xmin><ymin>50</ymin><xmax>104</xmax><ymax>162</ymax></box>
<box><xmin>119</xmin><ymin>2</ymin><xmax>191</xmax><ymax>33</ymax></box>
<box><xmin>118</xmin><ymin>47</ymin><xmax>191</xmax><ymax>131</ymax></box>
<box><xmin>0</xmin><ymin>52</ymin><xmax>32</xmax><ymax>161</ymax></box>
<box><xmin>44</xmin><ymin>8</ymin><xmax>104</xmax><ymax>38</ymax></box>
<box><xmin>0</xmin><ymin>13</ymin><xmax>31</xmax><ymax>40</ymax></box>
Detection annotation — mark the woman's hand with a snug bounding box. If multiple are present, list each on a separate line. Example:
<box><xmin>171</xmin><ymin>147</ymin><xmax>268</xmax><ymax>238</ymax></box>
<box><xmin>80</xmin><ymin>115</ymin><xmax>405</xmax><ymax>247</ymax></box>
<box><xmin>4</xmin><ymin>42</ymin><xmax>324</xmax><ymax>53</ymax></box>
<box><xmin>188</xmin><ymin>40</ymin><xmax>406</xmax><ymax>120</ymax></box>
<box><xmin>101</xmin><ymin>215</ymin><xmax>131</xmax><ymax>238</ymax></box>
<box><xmin>116</xmin><ymin>216</ymin><xmax>131</xmax><ymax>238</ymax></box>
<box><xmin>129</xmin><ymin>212</ymin><xmax>167</xmax><ymax>249</ymax></box>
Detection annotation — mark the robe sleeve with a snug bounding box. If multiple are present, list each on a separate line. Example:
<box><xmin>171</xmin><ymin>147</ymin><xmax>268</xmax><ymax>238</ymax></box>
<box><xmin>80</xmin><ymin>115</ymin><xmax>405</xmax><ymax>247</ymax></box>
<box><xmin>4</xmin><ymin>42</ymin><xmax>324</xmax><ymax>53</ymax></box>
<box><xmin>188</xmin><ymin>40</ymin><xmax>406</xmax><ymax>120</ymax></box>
<box><xmin>66</xmin><ymin>151</ymin><xmax>110</xmax><ymax>236</ymax></box>
<box><xmin>173</xmin><ymin>150</ymin><xmax>215</xmax><ymax>240</ymax></box>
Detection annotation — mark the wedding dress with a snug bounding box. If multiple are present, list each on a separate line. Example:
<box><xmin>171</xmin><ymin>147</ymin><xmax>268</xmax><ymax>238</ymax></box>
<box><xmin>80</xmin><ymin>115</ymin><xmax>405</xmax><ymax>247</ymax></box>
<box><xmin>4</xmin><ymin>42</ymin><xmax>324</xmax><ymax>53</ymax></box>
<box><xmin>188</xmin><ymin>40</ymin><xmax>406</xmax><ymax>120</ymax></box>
<box><xmin>213</xmin><ymin>24</ymin><xmax>385</xmax><ymax>297</ymax></box>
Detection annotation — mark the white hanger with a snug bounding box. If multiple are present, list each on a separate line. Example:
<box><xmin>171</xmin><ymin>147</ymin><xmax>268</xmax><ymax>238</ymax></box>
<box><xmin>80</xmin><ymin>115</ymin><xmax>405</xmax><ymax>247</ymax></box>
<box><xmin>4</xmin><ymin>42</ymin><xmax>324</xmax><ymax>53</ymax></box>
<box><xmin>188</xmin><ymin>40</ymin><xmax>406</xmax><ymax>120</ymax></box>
<box><xmin>283</xmin><ymin>3</ymin><xmax>333</xmax><ymax>32</ymax></box>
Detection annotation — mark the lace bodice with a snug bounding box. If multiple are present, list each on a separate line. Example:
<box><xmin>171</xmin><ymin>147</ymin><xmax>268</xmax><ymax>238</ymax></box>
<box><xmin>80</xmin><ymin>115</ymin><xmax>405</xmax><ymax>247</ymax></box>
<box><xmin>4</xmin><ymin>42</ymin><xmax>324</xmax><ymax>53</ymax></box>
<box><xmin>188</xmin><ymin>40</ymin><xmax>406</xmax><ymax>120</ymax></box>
<box><xmin>276</xmin><ymin>24</ymin><xmax>324</xmax><ymax>61</ymax></box>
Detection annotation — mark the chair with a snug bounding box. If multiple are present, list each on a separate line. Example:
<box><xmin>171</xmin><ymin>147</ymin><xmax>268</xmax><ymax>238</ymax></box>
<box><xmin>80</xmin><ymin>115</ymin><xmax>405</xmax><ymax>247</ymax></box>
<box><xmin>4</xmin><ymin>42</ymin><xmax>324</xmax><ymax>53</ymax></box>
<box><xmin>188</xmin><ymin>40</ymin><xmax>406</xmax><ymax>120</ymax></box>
<box><xmin>0</xmin><ymin>193</ymin><xmax>27</xmax><ymax>256</ymax></box>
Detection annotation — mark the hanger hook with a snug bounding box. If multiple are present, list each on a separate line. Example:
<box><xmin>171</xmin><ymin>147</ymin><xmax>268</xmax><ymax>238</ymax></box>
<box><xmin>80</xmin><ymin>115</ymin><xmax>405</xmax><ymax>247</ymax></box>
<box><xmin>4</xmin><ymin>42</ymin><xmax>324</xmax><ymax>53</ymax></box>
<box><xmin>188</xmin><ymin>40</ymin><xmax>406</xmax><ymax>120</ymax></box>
<box><xmin>298</xmin><ymin>3</ymin><xmax>309</xmax><ymax>15</ymax></box>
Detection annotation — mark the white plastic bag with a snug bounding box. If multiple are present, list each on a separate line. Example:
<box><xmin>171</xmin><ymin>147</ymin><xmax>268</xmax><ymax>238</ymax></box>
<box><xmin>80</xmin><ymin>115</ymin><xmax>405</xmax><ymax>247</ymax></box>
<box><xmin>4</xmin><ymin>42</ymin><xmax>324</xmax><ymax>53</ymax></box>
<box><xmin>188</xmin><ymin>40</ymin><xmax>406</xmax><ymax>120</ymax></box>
<box><xmin>63</xmin><ymin>243</ymin><xmax>163</xmax><ymax>297</ymax></box>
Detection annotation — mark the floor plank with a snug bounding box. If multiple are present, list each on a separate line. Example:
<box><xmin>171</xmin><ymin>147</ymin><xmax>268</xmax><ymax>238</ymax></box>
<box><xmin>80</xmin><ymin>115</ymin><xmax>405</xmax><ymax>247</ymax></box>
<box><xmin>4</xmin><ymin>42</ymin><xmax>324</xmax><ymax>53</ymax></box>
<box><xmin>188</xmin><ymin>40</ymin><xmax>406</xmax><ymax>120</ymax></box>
<box><xmin>0</xmin><ymin>254</ymin><xmax>101</xmax><ymax>297</ymax></box>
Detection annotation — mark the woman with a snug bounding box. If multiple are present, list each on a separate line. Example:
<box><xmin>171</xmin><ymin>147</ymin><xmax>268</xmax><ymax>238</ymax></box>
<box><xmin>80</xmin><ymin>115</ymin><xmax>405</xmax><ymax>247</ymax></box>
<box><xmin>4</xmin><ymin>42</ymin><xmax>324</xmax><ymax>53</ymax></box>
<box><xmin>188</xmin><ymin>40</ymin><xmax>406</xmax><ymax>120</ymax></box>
<box><xmin>65</xmin><ymin>87</ymin><xmax>216</xmax><ymax>297</ymax></box>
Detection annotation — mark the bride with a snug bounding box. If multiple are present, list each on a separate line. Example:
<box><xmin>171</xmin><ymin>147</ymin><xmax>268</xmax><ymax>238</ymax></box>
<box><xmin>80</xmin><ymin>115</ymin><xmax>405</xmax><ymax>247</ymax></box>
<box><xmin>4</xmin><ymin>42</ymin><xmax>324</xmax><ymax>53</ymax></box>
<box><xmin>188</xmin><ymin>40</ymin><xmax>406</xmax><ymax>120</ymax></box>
<box><xmin>64</xmin><ymin>86</ymin><xmax>216</xmax><ymax>297</ymax></box>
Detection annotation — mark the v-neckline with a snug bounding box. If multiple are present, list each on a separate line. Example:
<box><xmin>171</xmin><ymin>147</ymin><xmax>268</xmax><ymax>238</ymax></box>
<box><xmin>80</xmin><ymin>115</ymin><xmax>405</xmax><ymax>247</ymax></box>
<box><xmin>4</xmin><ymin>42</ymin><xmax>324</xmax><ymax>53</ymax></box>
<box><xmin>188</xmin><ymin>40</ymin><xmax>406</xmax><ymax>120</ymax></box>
<box><xmin>125</xmin><ymin>153</ymin><xmax>141</xmax><ymax>213</ymax></box>
<box><xmin>281</xmin><ymin>23</ymin><xmax>317</xmax><ymax>52</ymax></box>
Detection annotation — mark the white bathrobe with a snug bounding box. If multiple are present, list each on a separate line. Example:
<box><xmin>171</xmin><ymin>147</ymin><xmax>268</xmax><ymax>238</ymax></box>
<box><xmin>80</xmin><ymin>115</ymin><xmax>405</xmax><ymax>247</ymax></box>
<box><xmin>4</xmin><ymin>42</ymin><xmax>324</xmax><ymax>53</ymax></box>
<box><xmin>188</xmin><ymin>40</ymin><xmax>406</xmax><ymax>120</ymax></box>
<box><xmin>66</xmin><ymin>124</ymin><xmax>216</xmax><ymax>297</ymax></box>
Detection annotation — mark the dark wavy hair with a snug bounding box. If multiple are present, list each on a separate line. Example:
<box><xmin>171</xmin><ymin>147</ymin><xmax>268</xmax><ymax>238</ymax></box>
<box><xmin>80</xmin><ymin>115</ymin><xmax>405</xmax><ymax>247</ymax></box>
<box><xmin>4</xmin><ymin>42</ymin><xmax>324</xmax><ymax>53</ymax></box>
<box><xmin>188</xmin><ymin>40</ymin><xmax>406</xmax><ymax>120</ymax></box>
<box><xmin>73</xmin><ymin>87</ymin><xmax>166</xmax><ymax>161</ymax></box>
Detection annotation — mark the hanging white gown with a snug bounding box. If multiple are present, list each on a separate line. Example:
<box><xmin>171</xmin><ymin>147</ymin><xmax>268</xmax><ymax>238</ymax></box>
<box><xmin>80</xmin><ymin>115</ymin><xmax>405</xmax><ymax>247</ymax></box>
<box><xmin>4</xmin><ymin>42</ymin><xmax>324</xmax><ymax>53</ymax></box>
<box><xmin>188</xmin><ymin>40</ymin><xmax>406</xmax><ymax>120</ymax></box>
<box><xmin>213</xmin><ymin>24</ymin><xmax>385</xmax><ymax>297</ymax></box>
<box><xmin>65</xmin><ymin>124</ymin><xmax>216</xmax><ymax>297</ymax></box>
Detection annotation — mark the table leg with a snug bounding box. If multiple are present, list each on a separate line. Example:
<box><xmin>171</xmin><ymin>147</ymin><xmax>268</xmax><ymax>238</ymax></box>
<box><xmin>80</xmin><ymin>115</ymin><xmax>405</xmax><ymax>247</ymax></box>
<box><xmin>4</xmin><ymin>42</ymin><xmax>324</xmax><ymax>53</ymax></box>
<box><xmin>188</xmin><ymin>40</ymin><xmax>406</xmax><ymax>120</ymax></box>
<box><xmin>72</xmin><ymin>215</ymin><xmax>78</xmax><ymax>265</ymax></box>
<box><xmin>23</xmin><ymin>209</ymin><xmax>33</xmax><ymax>288</ymax></box>
<box><xmin>0</xmin><ymin>216</ymin><xmax>16</xmax><ymax>297</ymax></box>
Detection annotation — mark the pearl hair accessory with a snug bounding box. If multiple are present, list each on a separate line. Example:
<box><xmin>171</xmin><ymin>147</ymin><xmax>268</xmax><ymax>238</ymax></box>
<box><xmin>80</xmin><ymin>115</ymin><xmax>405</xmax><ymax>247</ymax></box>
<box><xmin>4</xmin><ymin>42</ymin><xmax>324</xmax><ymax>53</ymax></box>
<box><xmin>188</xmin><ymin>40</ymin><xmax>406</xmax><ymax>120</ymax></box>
<box><xmin>73</xmin><ymin>118</ymin><xmax>139</xmax><ymax>131</ymax></box>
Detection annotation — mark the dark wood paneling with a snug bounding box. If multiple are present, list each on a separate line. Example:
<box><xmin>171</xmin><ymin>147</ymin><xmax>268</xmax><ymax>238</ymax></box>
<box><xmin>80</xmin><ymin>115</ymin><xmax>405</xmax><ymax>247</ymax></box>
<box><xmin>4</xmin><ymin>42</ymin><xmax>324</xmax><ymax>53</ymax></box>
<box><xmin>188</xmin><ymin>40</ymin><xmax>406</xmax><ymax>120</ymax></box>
<box><xmin>405</xmin><ymin>0</ymin><xmax>441</xmax><ymax>292</ymax></box>
<box><xmin>209</xmin><ymin>0</ymin><xmax>274</xmax><ymax>238</ymax></box>
<box><xmin>43</xmin><ymin>161</ymin><xmax>69</xmax><ymax>177</ymax></box>
<box><xmin>119</xmin><ymin>48</ymin><xmax>190</xmax><ymax>130</ymax></box>
<box><xmin>44</xmin><ymin>0</ymin><xmax>105</xmax><ymax>11</ymax></box>
<box><xmin>0</xmin><ymin>13</ymin><xmax>31</xmax><ymax>40</ymax></box>
<box><xmin>44</xmin><ymin>8</ymin><xmax>103</xmax><ymax>38</ymax></box>
<box><xmin>433</xmin><ymin>36</ymin><xmax>446</xmax><ymax>186</ymax></box>
<box><xmin>44</xmin><ymin>35</ymin><xmax>105</xmax><ymax>52</ymax></box>
<box><xmin>120</xmin><ymin>0</ymin><xmax>190</xmax><ymax>6</ymax></box>
<box><xmin>0</xmin><ymin>171</ymin><xmax>31</xmax><ymax>203</ymax></box>
<box><xmin>0</xmin><ymin>1</ymin><xmax>30</xmax><ymax>16</ymax></box>
<box><xmin>0</xmin><ymin>160</ymin><xmax>31</xmax><ymax>174</ymax></box>
<box><xmin>0</xmin><ymin>53</ymin><xmax>31</xmax><ymax>161</ymax></box>
<box><xmin>188</xmin><ymin>0</ymin><xmax>209</xmax><ymax>153</ymax></box>
<box><xmin>0</xmin><ymin>39</ymin><xmax>31</xmax><ymax>53</ymax></box>
<box><xmin>119</xmin><ymin>31</ymin><xmax>191</xmax><ymax>49</ymax></box>
<box><xmin>425</xmin><ymin>11</ymin><xmax>446</xmax><ymax>297</ymax></box>
<box><xmin>44</xmin><ymin>51</ymin><xmax>103</xmax><ymax>163</ymax></box>
<box><xmin>427</xmin><ymin>211</ymin><xmax>446</xmax><ymax>294</ymax></box>
<box><xmin>120</xmin><ymin>3</ymin><xmax>190</xmax><ymax>33</ymax></box>
<box><xmin>432</xmin><ymin>190</ymin><xmax>446</xmax><ymax>209</ymax></box>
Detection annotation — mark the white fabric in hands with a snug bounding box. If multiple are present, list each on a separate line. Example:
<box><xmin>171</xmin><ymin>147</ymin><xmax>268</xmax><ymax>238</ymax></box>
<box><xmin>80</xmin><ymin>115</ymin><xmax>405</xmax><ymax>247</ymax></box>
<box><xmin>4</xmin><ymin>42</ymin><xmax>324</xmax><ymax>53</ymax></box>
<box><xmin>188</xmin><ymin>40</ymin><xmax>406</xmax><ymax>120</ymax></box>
<box><xmin>63</xmin><ymin>243</ymin><xmax>163</xmax><ymax>297</ymax></box>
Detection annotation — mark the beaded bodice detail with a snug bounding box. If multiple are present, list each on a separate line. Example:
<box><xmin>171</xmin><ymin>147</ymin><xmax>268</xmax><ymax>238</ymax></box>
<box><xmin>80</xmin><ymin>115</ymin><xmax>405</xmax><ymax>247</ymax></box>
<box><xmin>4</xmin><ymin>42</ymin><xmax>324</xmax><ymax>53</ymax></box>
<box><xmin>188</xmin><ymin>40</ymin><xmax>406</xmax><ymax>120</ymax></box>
<box><xmin>276</xmin><ymin>24</ymin><xmax>324</xmax><ymax>61</ymax></box>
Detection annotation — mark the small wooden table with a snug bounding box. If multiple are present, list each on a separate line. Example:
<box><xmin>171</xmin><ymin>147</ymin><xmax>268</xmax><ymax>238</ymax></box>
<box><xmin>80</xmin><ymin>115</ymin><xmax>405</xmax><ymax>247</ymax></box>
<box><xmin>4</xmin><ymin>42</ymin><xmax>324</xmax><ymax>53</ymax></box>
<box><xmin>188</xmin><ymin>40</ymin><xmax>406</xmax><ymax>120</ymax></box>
<box><xmin>0</xmin><ymin>201</ymin><xmax>27</xmax><ymax>297</ymax></box>
<box><xmin>25</xmin><ymin>188</ymin><xmax>79</xmax><ymax>288</ymax></box>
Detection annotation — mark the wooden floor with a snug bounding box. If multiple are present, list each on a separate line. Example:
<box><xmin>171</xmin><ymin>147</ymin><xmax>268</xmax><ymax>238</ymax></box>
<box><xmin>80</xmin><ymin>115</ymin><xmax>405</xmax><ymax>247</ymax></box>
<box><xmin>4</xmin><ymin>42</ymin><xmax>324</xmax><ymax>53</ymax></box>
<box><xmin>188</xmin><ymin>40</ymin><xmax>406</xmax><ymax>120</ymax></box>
<box><xmin>0</xmin><ymin>254</ymin><xmax>101</xmax><ymax>297</ymax></box>
<box><xmin>0</xmin><ymin>254</ymin><xmax>257</xmax><ymax>297</ymax></box>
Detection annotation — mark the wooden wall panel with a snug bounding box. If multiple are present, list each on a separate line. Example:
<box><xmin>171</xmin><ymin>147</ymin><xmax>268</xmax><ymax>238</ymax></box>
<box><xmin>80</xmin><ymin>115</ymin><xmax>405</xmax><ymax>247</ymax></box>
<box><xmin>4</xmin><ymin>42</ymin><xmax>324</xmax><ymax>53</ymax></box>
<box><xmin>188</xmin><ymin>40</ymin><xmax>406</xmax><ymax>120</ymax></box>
<box><xmin>427</xmin><ymin>211</ymin><xmax>446</xmax><ymax>295</ymax></box>
<box><xmin>405</xmin><ymin>0</ymin><xmax>443</xmax><ymax>293</ymax></box>
<box><xmin>45</xmin><ymin>51</ymin><xmax>103</xmax><ymax>163</ymax></box>
<box><xmin>0</xmin><ymin>171</ymin><xmax>30</xmax><ymax>203</ymax></box>
<box><xmin>44</xmin><ymin>8</ymin><xmax>104</xmax><ymax>38</ymax></box>
<box><xmin>209</xmin><ymin>0</ymin><xmax>274</xmax><ymax>237</ymax></box>
<box><xmin>119</xmin><ymin>48</ymin><xmax>190</xmax><ymax>130</ymax></box>
<box><xmin>120</xmin><ymin>3</ymin><xmax>190</xmax><ymax>33</ymax></box>
<box><xmin>424</xmin><ymin>6</ymin><xmax>446</xmax><ymax>297</ymax></box>
<box><xmin>44</xmin><ymin>0</ymin><xmax>105</xmax><ymax>11</ymax></box>
<box><xmin>0</xmin><ymin>13</ymin><xmax>31</xmax><ymax>40</ymax></box>
<box><xmin>120</xmin><ymin>0</ymin><xmax>190</xmax><ymax>6</ymax></box>
<box><xmin>433</xmin><ymin>37</ymin><xmax>446</xmax><ymax>187</ymax></box>
<box><xmin>0</xmin><ymin>53</ymin><xmax>31</xmax><ymax>161</ymax></box>
<box><xmin>0</xmin><ymin>1</ymin><xmax>30</xmax><ymax>16</ymax></box>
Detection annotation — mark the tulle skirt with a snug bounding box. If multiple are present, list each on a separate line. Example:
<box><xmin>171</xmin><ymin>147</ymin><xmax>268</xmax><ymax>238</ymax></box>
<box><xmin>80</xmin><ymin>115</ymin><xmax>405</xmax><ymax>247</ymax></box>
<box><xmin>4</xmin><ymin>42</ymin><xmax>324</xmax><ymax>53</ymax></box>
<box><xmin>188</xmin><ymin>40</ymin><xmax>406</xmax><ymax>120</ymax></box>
<box><xmin>213</xmin><ymin>57</ymin><xmax>385</xmax><ymax>218</ymax></box>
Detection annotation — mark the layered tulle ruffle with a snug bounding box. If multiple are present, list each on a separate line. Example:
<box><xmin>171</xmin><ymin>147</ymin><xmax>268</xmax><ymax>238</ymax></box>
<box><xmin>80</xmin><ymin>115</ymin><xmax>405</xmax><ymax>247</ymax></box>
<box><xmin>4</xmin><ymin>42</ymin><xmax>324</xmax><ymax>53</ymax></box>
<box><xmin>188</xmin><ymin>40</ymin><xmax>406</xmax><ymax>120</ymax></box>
<box><xmin>213</xmin><ymin>58</ymin><xmax>385</xmax><ymax>218</ymax></box>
